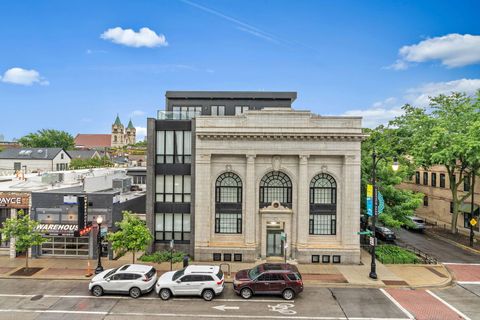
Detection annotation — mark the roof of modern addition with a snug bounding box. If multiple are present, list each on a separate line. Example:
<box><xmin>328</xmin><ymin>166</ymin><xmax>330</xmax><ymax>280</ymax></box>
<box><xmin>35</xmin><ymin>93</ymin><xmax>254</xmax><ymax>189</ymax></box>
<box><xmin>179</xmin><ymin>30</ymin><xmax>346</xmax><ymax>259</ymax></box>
<box><xmin>165</xmin><ymin>91</ymin><xmax>297</xmax><ymax>102</ymax></box>
<box><xmin>0</xmin><ymin>148</ymin><xmax>66</xmax><ymax>160</ymax></box>
<box><xmin>74</xmin><ymin>134</ymin><xmax>112</xmax><ymax>148</ymax></box>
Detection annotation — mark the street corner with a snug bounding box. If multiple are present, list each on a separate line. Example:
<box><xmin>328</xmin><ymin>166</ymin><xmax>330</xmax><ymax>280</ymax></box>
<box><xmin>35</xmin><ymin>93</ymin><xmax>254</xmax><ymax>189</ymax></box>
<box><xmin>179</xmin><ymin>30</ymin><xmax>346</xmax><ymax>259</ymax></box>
<box><xmin>444</xmin><ymin>263</ymin><xmax>480</xmax><ymax>283</ymax></box>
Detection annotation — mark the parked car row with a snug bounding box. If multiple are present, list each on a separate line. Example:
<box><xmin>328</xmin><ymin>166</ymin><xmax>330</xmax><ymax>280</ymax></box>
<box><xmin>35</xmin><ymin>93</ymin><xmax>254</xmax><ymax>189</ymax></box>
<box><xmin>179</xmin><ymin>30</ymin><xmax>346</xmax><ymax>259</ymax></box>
<box><xmin>89</xmin><ymin>262</ymin><xmax>303</xmax><ymax>301</ymax></box>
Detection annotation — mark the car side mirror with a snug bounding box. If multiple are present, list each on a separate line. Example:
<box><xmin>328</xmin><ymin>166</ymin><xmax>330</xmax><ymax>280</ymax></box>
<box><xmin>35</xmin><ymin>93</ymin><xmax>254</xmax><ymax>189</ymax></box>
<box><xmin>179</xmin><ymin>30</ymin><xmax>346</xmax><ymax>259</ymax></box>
<box><xmin>176</xmin><ymin>279</ymin><xmax>181</xmax><ymax>284</ymax></box>
<box><xmin>106</xmin><ymin>278</ymin><xmax>111</xmax><ymax>282</ymax></box>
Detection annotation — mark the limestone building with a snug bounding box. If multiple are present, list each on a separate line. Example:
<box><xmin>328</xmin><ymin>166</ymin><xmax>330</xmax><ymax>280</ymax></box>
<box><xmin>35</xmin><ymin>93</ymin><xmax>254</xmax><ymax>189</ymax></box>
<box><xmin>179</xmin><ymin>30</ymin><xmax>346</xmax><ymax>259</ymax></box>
<box><xmin>147</xmin><ymin>91</ymin><xmax>364</xmax><ymax>264</ymax></box>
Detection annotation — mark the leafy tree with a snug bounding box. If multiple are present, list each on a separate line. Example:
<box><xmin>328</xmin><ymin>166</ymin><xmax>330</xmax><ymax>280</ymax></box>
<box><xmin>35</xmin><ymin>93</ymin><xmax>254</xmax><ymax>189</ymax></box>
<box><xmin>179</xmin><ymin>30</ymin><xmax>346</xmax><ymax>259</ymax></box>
<box><xmin>107</xmin><ymin>211</ymin><xmax>153</xmax><ymax>263</ymax></box>
<box><xmin>361</xmin><ymin>127</ymin><xmax>423</xmax><ymax>228</ymax></box>
<box><xmin>18</xmin><ymin>129</ymin><xmax>74</xmax><ymax>150</ymax></box>
<box><xmin>391</xmin><ymin>91</ymin><xmax>480</xmax><ymax>233</ymax></box>
<box><xmin>69</xmin><ymin>156</ymin><xmax>113</xmax><ymax>169</ymax></box>
<box><xmin>0</xmin><ymin>210</ymin><xmax>46</xmax><ymax>269</ymax></box>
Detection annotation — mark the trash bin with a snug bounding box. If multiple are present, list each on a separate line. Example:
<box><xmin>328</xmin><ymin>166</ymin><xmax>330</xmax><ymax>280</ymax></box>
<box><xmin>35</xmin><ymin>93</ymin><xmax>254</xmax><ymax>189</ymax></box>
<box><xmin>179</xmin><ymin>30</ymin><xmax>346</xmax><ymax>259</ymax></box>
<box><xmin>183</xmin><ymin>255</ymin><xmax>189</xmax><ymax>268</ymax></box>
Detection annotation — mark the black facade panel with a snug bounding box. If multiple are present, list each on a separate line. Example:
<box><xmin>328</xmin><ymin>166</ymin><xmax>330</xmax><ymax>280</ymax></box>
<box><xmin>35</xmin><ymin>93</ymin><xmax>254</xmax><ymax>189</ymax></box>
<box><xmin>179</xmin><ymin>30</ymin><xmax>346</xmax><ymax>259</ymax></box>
<box><xmin>155</xmin><ymin>120</ymin><xmax>191</xmax><ymax>131</ymax></box>
<box><xmin>155</xmin><ymin>164</ymin><xmax>191</xmax><ymax>175</ymax></box>
<box><xmin>155</xmin><ymin>202</ymin><xmax>191</xmax><ymax>213</ymax></box>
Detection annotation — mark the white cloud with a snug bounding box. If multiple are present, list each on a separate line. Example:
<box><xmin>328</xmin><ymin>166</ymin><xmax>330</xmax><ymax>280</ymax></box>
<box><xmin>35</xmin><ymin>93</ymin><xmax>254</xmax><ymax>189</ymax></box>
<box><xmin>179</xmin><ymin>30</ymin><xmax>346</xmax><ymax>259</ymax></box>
<box><xmin>1</xmin><ymin>67</ymin><xmax>49</xmax><ymax>86</ymax></box>
<box><xmin>131</xmin><ymin>110</ymin><xmax>146</xmax><ymax>117</ymax></box>
<box><xmin>390</xmin><ymin>34</ymin><xmax>480</xmax><ymax>69</ymax></box>
<box><xmin>135</xmin><ymin>126</ymin><xmax>147</xmax><ymax>140</ymax></box>
<box><xmin>341</xmin><ymin>79</ymin><xmax>480</xmax><ymax>128</ymax></box>
<box><xmin>101</xmin><ymin>27</ymin><xmax>168</xmax><ymax>48</ymax></box>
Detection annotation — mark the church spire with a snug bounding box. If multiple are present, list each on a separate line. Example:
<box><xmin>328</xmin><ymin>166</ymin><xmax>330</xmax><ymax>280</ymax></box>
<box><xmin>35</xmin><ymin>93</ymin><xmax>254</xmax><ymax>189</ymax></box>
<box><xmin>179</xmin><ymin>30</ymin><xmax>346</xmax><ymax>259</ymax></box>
<box><xmin>114</xmin><ymin>114</ymin><xmax>123</xmax><ymax>126</ymax></box>
<box><xmin>127</xmin><ymin>119</ymin><xmax>135</xmax><ymax>129</ymax></box>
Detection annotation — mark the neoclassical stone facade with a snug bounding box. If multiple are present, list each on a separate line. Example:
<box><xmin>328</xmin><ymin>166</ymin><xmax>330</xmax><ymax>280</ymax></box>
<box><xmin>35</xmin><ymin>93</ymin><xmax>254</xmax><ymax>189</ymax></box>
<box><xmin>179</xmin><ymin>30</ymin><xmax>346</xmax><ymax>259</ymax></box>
<box><xmin>193</xmin><ymin>108</ymin><xmax>364</xmax><ymax>264</ymax></box>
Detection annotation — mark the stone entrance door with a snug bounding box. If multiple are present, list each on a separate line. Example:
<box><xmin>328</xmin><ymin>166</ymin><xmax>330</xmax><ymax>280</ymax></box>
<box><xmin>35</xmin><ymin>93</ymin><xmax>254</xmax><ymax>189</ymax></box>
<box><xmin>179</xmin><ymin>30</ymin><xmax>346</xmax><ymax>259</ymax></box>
<box><xmin>266</xmin><ymin>230</ymin><xmax>283</xmax><ymax>257</ymax></box>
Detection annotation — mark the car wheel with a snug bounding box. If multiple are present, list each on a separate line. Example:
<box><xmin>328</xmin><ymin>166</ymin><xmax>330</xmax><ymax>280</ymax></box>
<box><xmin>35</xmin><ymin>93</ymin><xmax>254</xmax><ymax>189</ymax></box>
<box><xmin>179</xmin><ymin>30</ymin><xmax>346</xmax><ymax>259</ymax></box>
<box><xmin>282</xmin><ymin>289</ymin><xmax>295</xmax><ymax>300</ymax></box>
<box><xmin>92</xmin><ymin>285</ymin><xmax>103</xmax><ymax>297</ymax></box>
<box><xmin>129</xmin><ymin>287</ymin><xmax>141</xmax><ymax>299</ymax></box>
<box><xmin>240</xmin><ymin>287</ymin><xmax>253</xmax><ymax>299</ymax></box>
<box><xmin>159</xmin><ymin>288</ymin><xmax>172</xmax><ymax>300</ymax></box>
<box><xmin>202</xmin><ymin>289</ymin><xmax>214</xmax><ymax>301</ymax></box>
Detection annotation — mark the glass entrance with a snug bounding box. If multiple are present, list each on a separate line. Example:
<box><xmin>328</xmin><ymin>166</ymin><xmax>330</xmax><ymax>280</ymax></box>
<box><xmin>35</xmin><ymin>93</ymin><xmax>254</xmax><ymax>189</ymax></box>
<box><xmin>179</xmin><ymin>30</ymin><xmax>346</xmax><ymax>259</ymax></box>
<box><xmin>267</xmin><ymin>230</ymin><xmax>283</xmax><ymax>257</ymax></box>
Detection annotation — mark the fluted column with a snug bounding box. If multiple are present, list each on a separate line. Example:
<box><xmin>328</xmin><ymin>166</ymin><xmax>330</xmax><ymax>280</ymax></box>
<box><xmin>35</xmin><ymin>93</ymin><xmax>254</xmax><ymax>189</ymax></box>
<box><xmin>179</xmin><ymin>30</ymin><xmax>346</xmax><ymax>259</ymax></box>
<box><xmin>245</xmin><ymin>154</ymin><xmax>256</xmax><ymax>246</ymax></box>
<box><xmin>296</xmin><ymin>155</ymin><xmax>309</xmax><ymax>248</ymax></box>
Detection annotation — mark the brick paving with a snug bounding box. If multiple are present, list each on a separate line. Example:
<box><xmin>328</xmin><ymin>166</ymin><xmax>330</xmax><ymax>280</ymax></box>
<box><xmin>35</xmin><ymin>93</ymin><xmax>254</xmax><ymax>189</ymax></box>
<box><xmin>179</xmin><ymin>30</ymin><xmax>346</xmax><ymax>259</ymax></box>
<box><xmin>386</xmin><ymin>288</ymin><xmax>464</xmax><ymax>320</ymax></box>
<box><xmin>445</xmin><ymin>264</ymin><xmax>480</xmax><ymax>282</ymax></box>
<box><xmin>0</xmin><ymin>267</ymin><xmax>15</xmax><ymax>274</ymax></box>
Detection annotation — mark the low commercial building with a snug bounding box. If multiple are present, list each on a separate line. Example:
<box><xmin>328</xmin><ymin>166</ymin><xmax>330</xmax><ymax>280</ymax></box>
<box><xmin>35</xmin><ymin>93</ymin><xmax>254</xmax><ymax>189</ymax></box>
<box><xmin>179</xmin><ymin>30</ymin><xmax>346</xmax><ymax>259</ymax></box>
<box><xmin>147</xmin><ymin>91</ymin><xmax>364</xmax><ymax>264</ymax></box>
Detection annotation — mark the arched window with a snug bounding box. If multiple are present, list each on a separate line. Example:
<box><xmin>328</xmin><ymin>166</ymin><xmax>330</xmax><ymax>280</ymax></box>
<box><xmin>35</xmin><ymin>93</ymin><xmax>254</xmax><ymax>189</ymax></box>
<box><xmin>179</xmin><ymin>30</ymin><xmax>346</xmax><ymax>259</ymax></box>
<box><xmin>215</xmin><ymin>172</ymin><xmax>242</xmax><ymax>234</ymax></box>
<box><xmin>259</xmin><ymin>171</ymin><xmax>292</xmax><ymax>208</ymax></box>
<box><xmin>309</xmin><ymin>173</ymin><xmax>337</xmax><ymax>235</ymax></box>
<box><xmin>216</xmin><ymin>172</ymin><xmax>242</xmax><ymax>203</ymax></box>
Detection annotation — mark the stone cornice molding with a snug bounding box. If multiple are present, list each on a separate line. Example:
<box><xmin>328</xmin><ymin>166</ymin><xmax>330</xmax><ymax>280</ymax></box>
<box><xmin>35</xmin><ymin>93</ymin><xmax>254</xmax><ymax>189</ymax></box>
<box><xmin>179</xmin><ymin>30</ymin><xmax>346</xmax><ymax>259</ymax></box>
<box><xmin>197</xmin><ymin>133</ymin><xmax>365</xmax><ymax>142</ymax></box>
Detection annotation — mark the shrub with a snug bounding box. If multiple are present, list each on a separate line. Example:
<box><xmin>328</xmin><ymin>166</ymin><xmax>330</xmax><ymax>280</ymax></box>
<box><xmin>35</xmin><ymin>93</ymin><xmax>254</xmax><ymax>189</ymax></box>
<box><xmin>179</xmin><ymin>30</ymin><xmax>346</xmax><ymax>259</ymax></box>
<box><xmin>139</xmin><ymin>250</ymin><xmax>187</xmax><ymax>264</ymax></box>
<box><xmin>375</xmin><ymin>244</ymin><xmax>421</xmax><ymax>264</ymax></box>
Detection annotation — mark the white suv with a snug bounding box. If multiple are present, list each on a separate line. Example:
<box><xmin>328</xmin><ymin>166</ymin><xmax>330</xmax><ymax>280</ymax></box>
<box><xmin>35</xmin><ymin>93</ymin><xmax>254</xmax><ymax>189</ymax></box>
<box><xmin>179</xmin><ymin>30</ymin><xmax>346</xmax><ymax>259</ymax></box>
<box><xmin>89</xmin><ymin>264</ymin><xmax>157</xmax><ymax>298</ymax></box>
<box><xmin>155</xmin><ymin>265</ymin><xmax>225</xmax><ymax>301</ymax></box>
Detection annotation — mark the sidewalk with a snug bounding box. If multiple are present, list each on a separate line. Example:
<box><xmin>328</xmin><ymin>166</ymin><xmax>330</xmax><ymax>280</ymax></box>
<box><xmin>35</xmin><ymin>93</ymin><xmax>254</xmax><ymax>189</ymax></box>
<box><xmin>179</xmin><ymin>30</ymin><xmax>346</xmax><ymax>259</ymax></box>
<box><xmin>0</xmin><ymin>249</ymin><xmax>452</xmax><ymax>289</ymax></box>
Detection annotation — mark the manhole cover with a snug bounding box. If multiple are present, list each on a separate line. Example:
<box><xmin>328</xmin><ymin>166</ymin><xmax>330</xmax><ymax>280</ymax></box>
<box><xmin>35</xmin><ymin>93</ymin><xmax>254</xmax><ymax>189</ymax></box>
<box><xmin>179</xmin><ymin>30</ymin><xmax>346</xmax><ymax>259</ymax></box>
<box><xmin>30</xmin><ymin>295</ymin><xmax>43</xmax><ymax>301</ymax></box>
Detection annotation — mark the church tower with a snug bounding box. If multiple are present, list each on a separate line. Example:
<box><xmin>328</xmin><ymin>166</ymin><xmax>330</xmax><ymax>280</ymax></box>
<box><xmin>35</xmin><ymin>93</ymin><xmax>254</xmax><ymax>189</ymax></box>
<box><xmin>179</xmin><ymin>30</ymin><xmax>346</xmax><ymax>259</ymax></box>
<box><xmin>111</xmin><ymin>114</ymin><xmax>125</xmax><ymax>147</ymax></box>
<box><xmin>126</xmin><ymin>119</ymin><xmax>136</xmax><ymax>145</ymax></box>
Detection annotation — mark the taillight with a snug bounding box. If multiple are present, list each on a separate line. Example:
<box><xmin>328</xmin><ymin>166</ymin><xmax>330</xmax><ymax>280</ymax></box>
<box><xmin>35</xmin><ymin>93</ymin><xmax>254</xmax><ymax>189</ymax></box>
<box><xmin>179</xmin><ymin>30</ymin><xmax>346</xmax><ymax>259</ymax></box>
<box><xmin>217</xmin><ymin>279</ymin><xmax>224</xmax><ymax>285</ymax></box>
<box><xmin>143</xmin><ymin>276</ymin><xmax>151</xmax><ymax>282</ymax></box>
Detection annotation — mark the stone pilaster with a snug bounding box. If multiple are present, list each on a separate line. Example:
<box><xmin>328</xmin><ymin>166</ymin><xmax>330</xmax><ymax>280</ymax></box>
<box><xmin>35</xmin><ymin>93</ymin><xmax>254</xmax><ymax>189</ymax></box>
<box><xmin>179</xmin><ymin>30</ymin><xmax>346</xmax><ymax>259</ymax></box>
<box><xmin>296</xmin><ymin>155</ymin><xmax>309</xmax><ymax>249</ymax></box>
<box><xmin>195</xmin><ymin>154</ymin><xmax>212</xmax><ymax>247</ymax></box>
<box><xmin>342</xmin><ymin>155</ymin><xmax>361</xmax><ymax>248</ymax></box>
<box><xmin>245</xmin><ymin>154</ymin><xmax>256</xmax><ymax>246</ymax></box>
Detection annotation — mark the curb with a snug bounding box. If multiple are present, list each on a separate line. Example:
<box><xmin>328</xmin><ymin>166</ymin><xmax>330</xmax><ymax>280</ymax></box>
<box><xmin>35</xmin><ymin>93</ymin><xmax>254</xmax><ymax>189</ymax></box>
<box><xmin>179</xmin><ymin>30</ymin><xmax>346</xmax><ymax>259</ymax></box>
<box><xmin>426</xmin><ymin>231</ymin><xmax>480</xmax><ymax>255</ymax></box>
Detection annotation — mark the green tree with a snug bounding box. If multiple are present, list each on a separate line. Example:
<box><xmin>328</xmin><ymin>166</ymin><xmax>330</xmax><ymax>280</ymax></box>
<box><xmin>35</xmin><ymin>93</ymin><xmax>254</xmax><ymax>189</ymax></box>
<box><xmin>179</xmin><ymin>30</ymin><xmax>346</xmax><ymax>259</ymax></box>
<box><xmin>391</xmin><ymin>91</ymin><xmax>480</xmax><ymax>233</ymax></box>
<box><xmin>361</xmin><ymin>127</ymin><xmax>423</xmax><ymax>228</ymax></box>
<box><xmin>18</xmin><ymin>129</ymin><xmax>74</xmax><ymax>150</ymax></box>
<box><xmin>69</xmin><ymin>156</ymin><xmax>113</xmax><ymax>169</ymax></box>
<box><xmin>0</xmin><ymin>210</ymin><xmax>46</xmax><ymax>269</ymax></box>
<box><xmin>107</xmin><ymin>211</ymin><xmax>153</xmax><ymax>263</ymax></box>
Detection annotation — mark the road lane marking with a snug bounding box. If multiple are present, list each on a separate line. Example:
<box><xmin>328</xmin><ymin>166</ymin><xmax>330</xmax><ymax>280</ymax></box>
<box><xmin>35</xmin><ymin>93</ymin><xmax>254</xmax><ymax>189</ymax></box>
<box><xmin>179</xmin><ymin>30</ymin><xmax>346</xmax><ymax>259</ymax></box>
<box><xmin>0</xmin><ymin>309</ymin><xmax>411</xmax><ymax>319</ymax></box>
<box><xmin>426</xmin><ymin>290</ymin><xmax>471</xmax><ymax>320</ymax></box>
<box><xmin>457</xmin><ymin>281</ymin><xmax>480</xmax><ymax>285</ymax></box>
<box><xmin>0</xmin><ymin>293</ymin><xmax>291</xmax><ymax>303</ymax></box>
<box><xmin>379</xmin><ymin>289</ymin><xmax>414</xmax><ymax>320</ymax></box>
<box><xmin>212</xmin><ymin>305</ymin><xmax>240</xmax><ymax>311</ymax></box>
<box><xmin>443</xmin><ymin>263</ymin><xmax>480</xmax><ymax>266</ymax></box>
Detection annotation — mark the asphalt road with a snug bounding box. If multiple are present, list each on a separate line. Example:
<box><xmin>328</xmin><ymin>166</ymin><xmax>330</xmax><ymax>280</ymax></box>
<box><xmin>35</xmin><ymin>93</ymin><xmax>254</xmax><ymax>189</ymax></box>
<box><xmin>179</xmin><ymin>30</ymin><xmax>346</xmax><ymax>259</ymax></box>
<box><xmin>0</xmin><ymin>279</ymin><xmax>478</xmax><ymax>320</ymax></box>
<box><xmin>394</xmin><ymin>227</ymin><xmax>480</xmax><ymax>263</ymax></box>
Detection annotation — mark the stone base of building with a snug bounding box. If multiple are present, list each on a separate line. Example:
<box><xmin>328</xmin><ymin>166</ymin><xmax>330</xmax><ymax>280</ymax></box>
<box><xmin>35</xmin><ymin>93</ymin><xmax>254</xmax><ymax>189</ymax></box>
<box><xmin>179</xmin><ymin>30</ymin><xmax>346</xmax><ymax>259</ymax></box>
<box><xmin>295</xmin><ymin>247</ymin><xmax>360</xmax><ymax>264</ymax></box>
<box><xmin>195</xmin><ymin>247</ymin><xmax>258</xmax><ymax>263</ymax></box>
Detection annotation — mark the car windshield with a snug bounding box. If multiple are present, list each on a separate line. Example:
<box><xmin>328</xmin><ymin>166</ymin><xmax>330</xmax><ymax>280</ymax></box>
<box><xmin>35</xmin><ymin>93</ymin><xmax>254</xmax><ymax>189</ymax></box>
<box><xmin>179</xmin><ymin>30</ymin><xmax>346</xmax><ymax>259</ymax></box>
<box><xmin>104</xmin><ymin>268</ymin><xmax>118</xmax><ymax>279</ymax></box>
<box><xmin>172</xmin><ymin>268</ymin><xmax>185</xmax><ymax>281</ymax></box>
<box><xmin>248</xmin><ymin>266</ymin><xmax>261</xmax><ymax>279</ymax></box>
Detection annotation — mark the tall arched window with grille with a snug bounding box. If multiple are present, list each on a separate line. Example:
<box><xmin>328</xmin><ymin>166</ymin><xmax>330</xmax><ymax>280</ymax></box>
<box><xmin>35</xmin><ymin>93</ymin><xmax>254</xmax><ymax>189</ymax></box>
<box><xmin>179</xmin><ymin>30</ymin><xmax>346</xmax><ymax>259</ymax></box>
<box><xmin>215</xmin><ymin>172</ymin><xmax>243</xmax><ymax>233</ymax></box>
<box><xmin>259</xmin><ymin>171</ymin><xmax>292</xmax><ymax>208</ymax></box>
<box><xmin>309</xmin><ymin>173</ymin><xmax>337</xmax><ymax>235</ymax></box>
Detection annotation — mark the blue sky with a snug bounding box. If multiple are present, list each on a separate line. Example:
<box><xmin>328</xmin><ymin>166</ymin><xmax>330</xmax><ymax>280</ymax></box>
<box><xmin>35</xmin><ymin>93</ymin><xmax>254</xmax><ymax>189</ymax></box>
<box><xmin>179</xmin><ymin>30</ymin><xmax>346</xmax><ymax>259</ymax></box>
<box><xmin>0</xmin><ymin>0</ymin><xmax>479</xmax><ymax>141</ymax></box>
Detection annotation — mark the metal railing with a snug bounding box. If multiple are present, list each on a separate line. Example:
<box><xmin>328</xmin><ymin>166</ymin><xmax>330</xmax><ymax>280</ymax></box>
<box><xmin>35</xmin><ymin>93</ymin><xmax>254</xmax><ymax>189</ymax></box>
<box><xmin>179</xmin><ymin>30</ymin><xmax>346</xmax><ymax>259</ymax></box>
<box><xmin>361</xmin><ymin>240</ymin><xmax>438</xmax><ymax>264</ymax></box>
<box><xmin>157</xmin><ymin>110</ymin><xmax>201</xmax><ymax>120</ymax></box>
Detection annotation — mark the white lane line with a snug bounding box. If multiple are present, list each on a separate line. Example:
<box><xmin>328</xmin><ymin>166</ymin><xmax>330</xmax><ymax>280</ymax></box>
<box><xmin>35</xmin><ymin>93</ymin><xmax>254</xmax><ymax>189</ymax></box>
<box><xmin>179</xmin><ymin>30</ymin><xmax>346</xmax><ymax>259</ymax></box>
<box><xmin>426</xmin><ymin>290</ymin><xmax>471</xmax><ymax>320</ymax></box>
<box><xmin>0</xmin><ymin>293</ymin><xmax>290</xmax><ymax>303</ymax></box>
<box><xmin>443</xmin><ymin>263</ymin><xmax>480</xmax><ymax>266</ymax></box>
<box><xmin>457</xmin><ymin>281</ymin><xmax>480</xmax><ymax>285</ymax></box>
<box><xmin>0</xmin><ymin>309</ymin><xmax>410</xmax><ymax>320</ymax></box>
<box><xmin>379</xmin><ymin>289</ymin><xmax>415</xmax><ymax>320</ymax></box>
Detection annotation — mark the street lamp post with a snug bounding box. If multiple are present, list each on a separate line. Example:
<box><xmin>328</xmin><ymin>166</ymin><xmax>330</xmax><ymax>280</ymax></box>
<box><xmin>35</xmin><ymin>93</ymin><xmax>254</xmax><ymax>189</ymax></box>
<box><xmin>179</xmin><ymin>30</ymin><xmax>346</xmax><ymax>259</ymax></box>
<box><xmin>369</xmin><ymin>153</ymin><xmax>398</xmax><ymax>280</ymax></box>
<box><xmin>470</xmin><ymin>173</ymin><xmax>475</xmax><ymax>248</ymax></box>
<box><xmin>95</xmin><ymin>216</ymin><xmax>104</xmax><ymax>274</ymax></box>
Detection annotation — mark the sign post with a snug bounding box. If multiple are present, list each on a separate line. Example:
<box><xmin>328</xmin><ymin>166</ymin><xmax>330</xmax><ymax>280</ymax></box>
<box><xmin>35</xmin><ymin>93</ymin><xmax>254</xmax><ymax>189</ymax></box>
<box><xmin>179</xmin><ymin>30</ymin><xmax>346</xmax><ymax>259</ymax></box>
<box><xmin>170</xmin><ymin>240</ymin><xmax>174</xmax><ymax>271</ymax></box>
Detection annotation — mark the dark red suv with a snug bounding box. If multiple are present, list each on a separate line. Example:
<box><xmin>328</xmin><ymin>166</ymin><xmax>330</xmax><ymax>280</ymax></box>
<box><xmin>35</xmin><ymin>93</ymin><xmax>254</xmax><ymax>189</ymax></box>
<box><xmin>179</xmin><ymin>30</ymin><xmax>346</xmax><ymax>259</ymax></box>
<box><xmin>233</xmin><ymin>263</ymin><xmax>303</xmax><ymax>300</ymax></box>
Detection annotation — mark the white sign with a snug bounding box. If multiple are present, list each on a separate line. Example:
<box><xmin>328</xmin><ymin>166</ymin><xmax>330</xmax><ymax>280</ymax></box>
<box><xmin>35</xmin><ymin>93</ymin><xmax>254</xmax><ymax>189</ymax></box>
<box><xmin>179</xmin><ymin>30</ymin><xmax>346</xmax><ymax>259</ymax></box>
<box><xmin>36</xmin><ymin>224</ymin><xmax>78</xmax><ymax>233</ymax></box>
<box><xmin>369</xmin><ymin>236</ymin><xmax>376</xmax><ymax>246</ymax></box>
<box><xmin>63</xmin><ymin>195</ymin><xmax>78</xmax><ymax>204</ymax></box>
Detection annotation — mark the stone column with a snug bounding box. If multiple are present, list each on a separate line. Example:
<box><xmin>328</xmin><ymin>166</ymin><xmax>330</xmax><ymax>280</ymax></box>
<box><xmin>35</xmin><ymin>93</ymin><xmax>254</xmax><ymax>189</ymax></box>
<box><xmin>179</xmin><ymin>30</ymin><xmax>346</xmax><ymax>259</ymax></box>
<box><xmin>245</xmin><ymin>154</ymin><xmax>256</xmax><ymax>246</ymax></box>
<box><xmin>296</xmin><ymin>155</ymin><xmax>309</xmax><ymax>251</ymax></box>
<box><xmin>342</xmin><ymin>155</ymin><xmax>361</xmax><ymax>248</ymax></box>
<box><xmin>195</xmin><ymin>154</ymin><xmax>212</xmax><ymax>249</ymax></box>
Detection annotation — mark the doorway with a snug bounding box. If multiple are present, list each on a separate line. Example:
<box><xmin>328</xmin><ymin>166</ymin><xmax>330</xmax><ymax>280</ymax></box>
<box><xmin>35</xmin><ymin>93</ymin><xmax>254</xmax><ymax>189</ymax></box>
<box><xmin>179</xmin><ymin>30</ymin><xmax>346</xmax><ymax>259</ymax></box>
<box><xmin>266</xmin><ymin>230</ymin><xmax>283</xmax><ymax>257</ymax></box>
